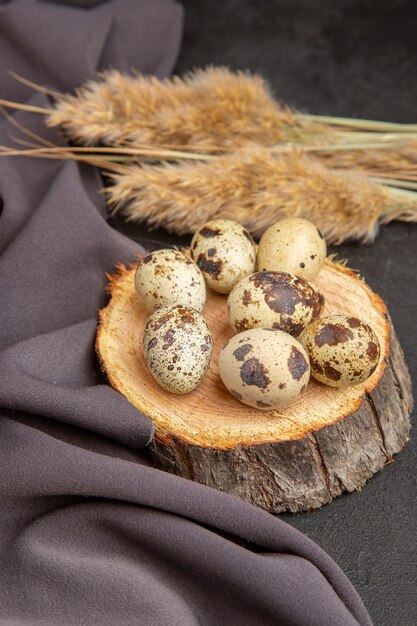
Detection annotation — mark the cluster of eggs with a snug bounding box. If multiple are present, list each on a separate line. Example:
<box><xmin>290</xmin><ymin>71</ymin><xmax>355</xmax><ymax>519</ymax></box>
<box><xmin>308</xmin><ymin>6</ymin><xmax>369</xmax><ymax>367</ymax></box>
<box><xmin>135</xmin><ymin>217</ymin><xmax>380</xmax><ymax>410</ymax></box>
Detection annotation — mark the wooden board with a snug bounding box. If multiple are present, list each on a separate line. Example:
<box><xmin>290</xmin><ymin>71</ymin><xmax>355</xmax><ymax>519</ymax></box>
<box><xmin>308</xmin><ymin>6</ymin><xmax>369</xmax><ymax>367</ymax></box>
<box><xmin>96</xmin><ymin>259</ymin><xmax>413</xmax><ymax>513</ymax></box>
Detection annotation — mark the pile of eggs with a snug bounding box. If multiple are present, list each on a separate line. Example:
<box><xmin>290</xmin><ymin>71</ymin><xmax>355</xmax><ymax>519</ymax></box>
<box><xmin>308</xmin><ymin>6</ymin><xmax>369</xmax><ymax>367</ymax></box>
<box><xmin>135</xmin><ymin>217</ymin><xmax>381</xmax><ymax>410</ymax></box>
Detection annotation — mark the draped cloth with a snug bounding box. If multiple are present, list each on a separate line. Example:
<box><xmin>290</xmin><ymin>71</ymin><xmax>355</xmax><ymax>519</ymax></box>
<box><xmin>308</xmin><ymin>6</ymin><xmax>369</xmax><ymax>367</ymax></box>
<box><xmin>0</xmin><ymin>1</ymin><xmax>372</xmax><ymax>624</ymax></box>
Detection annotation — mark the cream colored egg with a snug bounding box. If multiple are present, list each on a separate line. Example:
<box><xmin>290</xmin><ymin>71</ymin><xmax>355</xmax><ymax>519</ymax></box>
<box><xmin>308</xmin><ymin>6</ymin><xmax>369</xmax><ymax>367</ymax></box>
<box><xmin>257</xmin><ymin>218</ymin><xmax>327</xmax><ymax>281</ymax></box>
<box><xmin>135</xmin><ymin>249</ymin><xmax>206</xmax><ymax>313</ymax></box>
<box><xmin>299</xmin><ymin>314</ymin><xmax>380</xmax><ymax>388</ymax></box>
<box><xmin>219</xmin><ymin>328</ymin><xmax>310</xmax><ymax>409</ymax></box>
<box><xmin>227</xmin><ymin>271</ymin><xmax>324</xmax><ymax>336</ymax></box>
<box><xmin>142</xmin><ymin>305</ymin><xmax>212</xmax><ymax>394</ymax></box>
<box><xmin>191</xmin><ymin>219</ymin><xmax>256</xmax><ymax>294</ymax></box>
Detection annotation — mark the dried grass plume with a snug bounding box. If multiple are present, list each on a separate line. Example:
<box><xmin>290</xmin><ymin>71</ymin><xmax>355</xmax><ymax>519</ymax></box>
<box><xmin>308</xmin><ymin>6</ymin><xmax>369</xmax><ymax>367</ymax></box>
<box><xmin>2</xmin><ymin>67</ymin><xmax>417</xmax><ymax>244</ymax></box>
<box><xmin>107</xmin><ymin>145</ymin><xmax>417</xmax><ymax>243</ymax></box>
<box><xmin>47</xmin><ymin>67</ymin><xmax>321</xmax><ymax>148</ymax></box>
<box><xmin>45</xmin><ymin>66</ymin><xmax>417</xmax><ymax>179</ymax></box>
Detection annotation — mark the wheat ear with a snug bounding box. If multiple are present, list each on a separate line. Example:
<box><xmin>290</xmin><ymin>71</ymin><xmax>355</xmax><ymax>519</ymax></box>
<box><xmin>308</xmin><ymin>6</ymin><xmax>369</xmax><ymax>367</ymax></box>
<box><xmin>46</xmin><ymin>67</ymin><xmax>329</xmax><ymax>148</ymax></box>
<box><xmin>106</xmin><ymin>144</ymin><xmax>417</xmax><ymax>243</ymax></box>
<box><xmin>44</xmin><ymin>67</ymin><xmax>417</xmax><ymax>179</ymax></box>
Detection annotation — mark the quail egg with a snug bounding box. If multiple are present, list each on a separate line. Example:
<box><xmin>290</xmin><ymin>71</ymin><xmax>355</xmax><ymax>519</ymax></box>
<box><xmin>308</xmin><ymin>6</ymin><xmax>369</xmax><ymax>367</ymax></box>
<box><xmin>299</xmin><ymin>314</ymin><xmax>380</xmax><ymax>388</ymax></box>
<box><xmin>227</xmin><ymin>271</ymin><xmax>324</xmax><ymax>335</ymax></box>
<box><xmin>191</xmin><ymin>219</ymin><xmax>256</xmax><ymax>294</ymax></box>
<box><xmin>142</xmin><ymin>305</ymin><xmax>212</xmax><ymax>394</ymax></box>
<box><xmin>219</xmin><ymin>328</ymin><xmax>310</xmax><ymax>409</ymax></box>
<box><xmin>257</xmin><ymin>217</ymin><xmax>327</xmax><ymax>281</ymax></box>
<box><xmin>135</xmin><ymin>249</ymin><xmax>206</xmax><ymax>313</ymax></box>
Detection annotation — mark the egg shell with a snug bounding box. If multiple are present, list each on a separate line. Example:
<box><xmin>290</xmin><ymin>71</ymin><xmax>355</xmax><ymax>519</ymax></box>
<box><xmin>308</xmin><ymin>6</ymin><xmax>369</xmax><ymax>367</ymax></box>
<box><xmin>135</xmin><ymin>249</ymin><xmax>206</xmax><ymax>313</ymax></box>
<box><xmin>219</xmin><ymin>328</ymin><xmax>310</xmax><ymax>409</ymax></box>
<box><xmin>227</xmin><ymin>271</ymin><xmax>324</xmax><ymax>336</ymax></box>
<box><xmin>142</xmin><ymin>305</ymin><xmax>212</xmax><ymax>394</ymax></box>
<box><xmin>191</xmin><ymin>219</ymin><xmax>256</xmax><ymax>294</ymax></box>
<box><xmin>300</xmin><ymin>314</ymin><xmax>380</xmax><ymax>388</ymax></box>
<box><xmin>257</xmin><ymin>217</ymin><xmax>327</xmax><ymax>281</ymax></box>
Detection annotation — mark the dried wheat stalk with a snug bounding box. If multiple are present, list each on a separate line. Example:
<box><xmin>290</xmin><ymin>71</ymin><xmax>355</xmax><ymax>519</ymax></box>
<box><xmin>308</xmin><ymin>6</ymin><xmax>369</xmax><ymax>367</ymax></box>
<box><xmin>4</xmin><ymin>67</ymin><xmax>417</xmax><ymax>174</ymax></box>
<box><xmin>43</xmin><ymin>66</ymin><xmax>417</xmax><ymax>179</ymax></box>
<box><xmin>106</xmin><ymin>144</ymin><xmax>417</xmax><ymax>243</ymax></box>
<box><xmin>2</xmin><ymin>68</ymin><xmax>417</xmax><ymax>244</ymax></box>
<box><xmin>45</xmin><ymin>67</ymin><xmax>334</xmax><ymax>148</ymax></box>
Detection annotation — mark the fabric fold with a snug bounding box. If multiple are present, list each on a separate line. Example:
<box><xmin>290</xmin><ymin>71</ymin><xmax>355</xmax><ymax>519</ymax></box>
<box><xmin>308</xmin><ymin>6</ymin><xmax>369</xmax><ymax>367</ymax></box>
<box><xmin>0</xmin><ymin>320</ymin><xmax>154</xmax><ymax>447</ymax></box>
<box><xmin>1</xmin><ymin>417</ymin><xmax>370</xmax><ymax>626</ymax></box>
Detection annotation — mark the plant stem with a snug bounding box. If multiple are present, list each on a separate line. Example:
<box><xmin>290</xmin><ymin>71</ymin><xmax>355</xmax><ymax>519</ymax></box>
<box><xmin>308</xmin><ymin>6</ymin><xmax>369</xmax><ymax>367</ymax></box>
<box><xmin>0</xmin><ymin>105</ymin><xmax>55</xmax><ymax>147</ymax></box>
<box><xmin>7</xmin><ymin>70</ymin><xmax>62</xmax><ymax>98</ymax></box>
<box><xmin>0</xmin><ymin>144</ymin><xmax>214</xmax><ymax>161</ymax></box>
<box><xmin>333</xmin><ymin>130</ymin><xmax>417</xmax><ymax>143</ymax></box>
<box><xmin>381</xmin><ymin>186</ymin><xmax>417</xmax><ymax>221</ymax></box>
<box><xmin>0</xmin><ymin>99</ymin><xmax>49</xmax><ymax>114</ymax></box>
<box><xmin>295</xmin><ymin>113</ymin><xmax>417</xmax><ymax>133</ymax></box>
<box><xmin>0</xmin><ymin>146</ymin><xmax>126</xmax><ymax>173</ymax></box>
<box><xmin>271</xmin><ymin>141</ymin><xmax>406</xmax><ymax>153</ymax></box>
<box><xmin>371</xmin><ymin>176</ymin><xmax>417</xmax><ymax>190</ymax></box>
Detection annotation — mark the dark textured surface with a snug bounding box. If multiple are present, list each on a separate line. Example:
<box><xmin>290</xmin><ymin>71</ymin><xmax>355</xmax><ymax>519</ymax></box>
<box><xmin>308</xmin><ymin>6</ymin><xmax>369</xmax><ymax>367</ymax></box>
<box><xmin>175</xmin><ymin>0</ymin><xmax>417</xmax><ymax>123</ymax></box>
<box><xmin>112</xmin><ymin>2</ymin><xmax>417</xmax><ymax>624</ymax></box>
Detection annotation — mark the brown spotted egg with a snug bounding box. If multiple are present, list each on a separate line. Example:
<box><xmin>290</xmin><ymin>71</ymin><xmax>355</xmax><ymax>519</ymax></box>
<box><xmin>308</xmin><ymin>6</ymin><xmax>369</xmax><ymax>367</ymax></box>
<box><xmin>219</xmin><ymin>328</ymin><xmax>310</xmax><ymax>409</ymax></box>
<box><xmin>227</xmin><ymin>271</ymin><xmax>324</xmax><ymax>336</ymax></box>
<box><xmin>142</xmin><ymin>305</ymin><xmax>212</xmax><ymax>394</ymax></box>
<box><xmin>135</xmin><ymin>249</ymin><xmax>206</xmax><ymax>313</ymax></box>
<box><xmin>191</xmin><ymin>219</ymin><xmax>256</xmax><ymax>294</ymax></box>
<box><xmin>257</xmin><ymin>217</ymin><xmax>327</xmax><ymax>281</ymax></box>
<box><xmin>300</xmin><ymin>314</ymin><xmax>380</xmax><ymax>388</ymax></box>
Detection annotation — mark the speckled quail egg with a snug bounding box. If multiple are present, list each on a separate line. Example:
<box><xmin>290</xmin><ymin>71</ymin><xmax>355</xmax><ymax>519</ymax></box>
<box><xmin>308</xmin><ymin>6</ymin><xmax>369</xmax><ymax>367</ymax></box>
<box><xmin>135</xmin><ymin>249</ymin><xmax>206</xmax><ymax>313</ymax></box>
<box><xmin>190</xmin><ymin>219</ymin><xmax>256</xmax><ymax>294</ymax></box>
<box><xmin>257</xmin><ymin>217</ymin><xmax>327</xmax><ymax>281</ymax></box>
<box><xmin>219</xmin><ymin>328</ymin><xmax>310</xmax><ymax>409</ymax></box>
<box><xmin>227</xmin><ymin>271</ymin><xmax>324</xmax><ymax>336</ymax></box>
<box><xmin>142</xmin><ymin>305</ymin><xmax>212</xmax><ymax>394</ymax></box>
<box><xmin>299</xmin><ymin>314</ymin><xmax>380</xmax><ymax>388</ymax></box>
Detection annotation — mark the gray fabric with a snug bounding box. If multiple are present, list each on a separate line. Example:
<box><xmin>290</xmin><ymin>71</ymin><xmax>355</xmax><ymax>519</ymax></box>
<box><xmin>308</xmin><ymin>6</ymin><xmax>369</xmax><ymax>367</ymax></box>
<box><xmin>0</xmin><ymin>1</ymin><xmax>372</xmax><ymax>624</ymax></box>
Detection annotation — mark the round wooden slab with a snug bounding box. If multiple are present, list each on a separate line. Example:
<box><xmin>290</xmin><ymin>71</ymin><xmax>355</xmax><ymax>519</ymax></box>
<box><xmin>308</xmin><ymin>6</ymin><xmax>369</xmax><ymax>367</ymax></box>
<box><xmin>96</xmin><ymin>259</ymin><xmax>412</xmax><ymax>513</ymax></box>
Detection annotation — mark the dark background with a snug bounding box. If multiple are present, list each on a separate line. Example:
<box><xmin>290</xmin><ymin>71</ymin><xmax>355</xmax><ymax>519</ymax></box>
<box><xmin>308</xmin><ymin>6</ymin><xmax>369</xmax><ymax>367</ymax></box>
<box><xmin>113</xmin><ymin>2</ymin><xmax>417</xmax><ymax>624</ymax></box>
